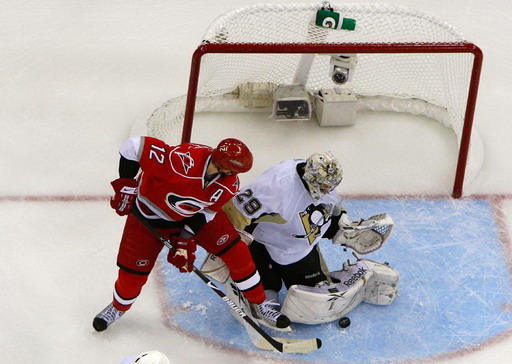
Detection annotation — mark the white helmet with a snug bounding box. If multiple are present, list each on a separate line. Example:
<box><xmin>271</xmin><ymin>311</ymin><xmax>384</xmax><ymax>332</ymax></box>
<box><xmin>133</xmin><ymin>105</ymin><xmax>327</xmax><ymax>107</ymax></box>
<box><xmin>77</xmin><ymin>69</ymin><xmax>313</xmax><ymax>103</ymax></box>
<box><xmin>303</xmin><ymin>152</ymin><xmax>343</xmax><ymax>200</ymax></box>
<box><xmin>130</xmin><ymin>350</ymin><xmax>170</xmax><ymax>364</ymax></box>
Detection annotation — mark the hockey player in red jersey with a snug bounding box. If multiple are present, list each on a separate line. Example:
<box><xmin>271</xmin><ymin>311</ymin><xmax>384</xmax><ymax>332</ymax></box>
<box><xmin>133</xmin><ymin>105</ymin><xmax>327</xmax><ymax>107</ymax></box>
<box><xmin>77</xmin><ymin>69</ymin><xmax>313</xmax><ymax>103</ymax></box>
<box><xmin>93</xmin><ymin>136</ymin><xmax>290</xmax><ymax>332</ymax></box>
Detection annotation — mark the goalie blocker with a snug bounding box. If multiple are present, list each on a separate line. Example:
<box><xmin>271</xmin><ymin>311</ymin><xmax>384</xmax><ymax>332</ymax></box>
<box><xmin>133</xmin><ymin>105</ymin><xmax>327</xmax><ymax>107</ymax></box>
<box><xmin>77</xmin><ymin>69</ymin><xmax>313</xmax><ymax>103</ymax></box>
<box><xmin>281</xmin><ymin>259</ymin><xmax>400</xmax><ymax>325</ymax></box>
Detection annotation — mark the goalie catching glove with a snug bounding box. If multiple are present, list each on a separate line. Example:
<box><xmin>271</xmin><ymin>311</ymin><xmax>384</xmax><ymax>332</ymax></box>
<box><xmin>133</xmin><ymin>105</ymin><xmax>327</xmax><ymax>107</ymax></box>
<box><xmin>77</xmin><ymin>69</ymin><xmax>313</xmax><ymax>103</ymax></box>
<box><xmin>110</xmin><ymin>178</ymin><xmax>138</xmax><ymax>216</ymax></box>
<box><xmin>167</xmin><ymin>236</ymin><xmax>197</xmax><ymax>273</ymax></box>
<box><xmin>333</xmin><ymin>213</ymin><xmax>394</xmax><ymax>254</ymax></box>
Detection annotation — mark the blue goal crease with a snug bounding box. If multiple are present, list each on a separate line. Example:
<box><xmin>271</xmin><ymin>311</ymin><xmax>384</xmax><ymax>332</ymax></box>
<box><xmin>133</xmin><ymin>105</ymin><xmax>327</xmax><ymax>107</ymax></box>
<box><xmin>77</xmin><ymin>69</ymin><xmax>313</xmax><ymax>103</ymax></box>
<box><xmin>157</xmin><ymin>197</ymin><xmax>512</xmax><ymax>364</ymax></box>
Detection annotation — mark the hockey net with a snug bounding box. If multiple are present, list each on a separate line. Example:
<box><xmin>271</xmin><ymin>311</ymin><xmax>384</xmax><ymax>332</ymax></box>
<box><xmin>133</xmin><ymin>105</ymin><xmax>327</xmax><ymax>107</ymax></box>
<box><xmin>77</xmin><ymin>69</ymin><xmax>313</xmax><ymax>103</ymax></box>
<box><xmin>144</xmin><ymin>3</ymin><xmax>483</xmax><ymax>198</ymax></box>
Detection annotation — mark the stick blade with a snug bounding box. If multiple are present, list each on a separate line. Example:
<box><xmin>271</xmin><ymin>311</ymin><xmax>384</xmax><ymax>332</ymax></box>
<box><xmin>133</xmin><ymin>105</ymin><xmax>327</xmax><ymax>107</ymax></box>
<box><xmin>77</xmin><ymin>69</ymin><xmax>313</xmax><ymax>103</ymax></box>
<box><xmin>242</xmin><ymin>320</ymin><xmax>321</xmax><ymax>354</ymax></box>
<box><xmin>254</xmin><ymin>336</ymin><xmax>322</xmax><ymax>354</ymax></box>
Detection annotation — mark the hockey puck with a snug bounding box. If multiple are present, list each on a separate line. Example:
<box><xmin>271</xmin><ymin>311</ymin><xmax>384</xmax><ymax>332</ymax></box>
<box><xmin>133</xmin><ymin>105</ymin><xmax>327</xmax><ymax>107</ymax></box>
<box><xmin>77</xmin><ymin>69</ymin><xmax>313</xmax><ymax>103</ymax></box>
<box><xmin>338</xmin><ymin>317</ymin><xmax>351</xmax><ymax>328</ymax></box>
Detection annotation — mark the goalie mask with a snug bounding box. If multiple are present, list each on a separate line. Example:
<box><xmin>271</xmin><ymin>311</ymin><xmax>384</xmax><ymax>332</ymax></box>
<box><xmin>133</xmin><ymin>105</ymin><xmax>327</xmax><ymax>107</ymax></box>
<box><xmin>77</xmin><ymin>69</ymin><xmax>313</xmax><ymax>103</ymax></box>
<box><xmin>303</xmin><ymin>152</ymin><xmax>343</xmax><ymax>200</ymax></box>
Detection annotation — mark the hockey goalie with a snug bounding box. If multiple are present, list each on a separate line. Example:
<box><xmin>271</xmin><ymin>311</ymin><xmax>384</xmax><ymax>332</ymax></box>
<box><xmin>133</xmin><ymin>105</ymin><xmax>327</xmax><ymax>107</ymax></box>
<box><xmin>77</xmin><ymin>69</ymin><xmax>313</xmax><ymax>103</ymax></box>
<box><xmin>201</xmin><ymin>152</ymin><xmax>399</xmax><ymax>326</ymax></box>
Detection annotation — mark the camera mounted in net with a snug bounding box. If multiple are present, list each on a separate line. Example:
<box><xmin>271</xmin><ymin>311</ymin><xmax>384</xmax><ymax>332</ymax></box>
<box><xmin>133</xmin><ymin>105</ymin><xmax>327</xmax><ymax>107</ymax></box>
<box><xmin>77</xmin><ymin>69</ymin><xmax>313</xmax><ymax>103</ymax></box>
<box><xmin>329</xmin><ymin>54</ymin><xmax>357</xmax><ymax>85</ymax></box>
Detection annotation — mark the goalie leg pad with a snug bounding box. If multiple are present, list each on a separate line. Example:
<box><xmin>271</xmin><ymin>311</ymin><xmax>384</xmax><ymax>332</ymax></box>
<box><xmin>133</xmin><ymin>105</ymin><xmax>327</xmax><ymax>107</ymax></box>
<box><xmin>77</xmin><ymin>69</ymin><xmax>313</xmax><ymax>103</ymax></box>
<box><xmin>199</xmin><ymin>227</ymin><xmax>254</xmax><ymax>284</ymax></box>
<box><xmin>200</xmin><ymin>253</ymin><xmax>230</xmax><ymax>283</ymax></box>
<box><xmin>236</xmin><ymin>227</ymin><xmax>254</xmax><ymax>245</ymax></box>
<box><xmin>361</xmin><ymin>259</ymin><xmax>400</xmax><ymax>305</ymax></box>
<box><xmin>281</xmin><ymin>261</ymin><xmax>371</xmax><ymax>324</ymax></box>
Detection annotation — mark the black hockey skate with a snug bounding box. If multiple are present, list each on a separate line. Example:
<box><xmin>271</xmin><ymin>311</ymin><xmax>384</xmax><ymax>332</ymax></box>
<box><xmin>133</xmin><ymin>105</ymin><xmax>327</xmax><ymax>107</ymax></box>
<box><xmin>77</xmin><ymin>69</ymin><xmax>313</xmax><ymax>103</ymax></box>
<box><xmin>250</xmin><ymin>300</ymin><xmax>291</xmax><ymax>331</ymax></box>
<box><xmin>92</xmin><ymin>303</ymin><xmax>125</xmax><ymax>332</ymax></box>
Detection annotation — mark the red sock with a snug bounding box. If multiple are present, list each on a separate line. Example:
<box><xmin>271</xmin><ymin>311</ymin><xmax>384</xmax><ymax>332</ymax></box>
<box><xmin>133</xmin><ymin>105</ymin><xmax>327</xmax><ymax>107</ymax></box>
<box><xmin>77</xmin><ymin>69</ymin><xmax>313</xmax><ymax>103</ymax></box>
<box><xmin>220</xmin><ymin>242</ymin><xmax>265</xmax><ymax>304</ymax></box>
<box><xmin>112</xmin><ymin>269</ymin><xmax>149</xmax><ymax>311</ymax></box>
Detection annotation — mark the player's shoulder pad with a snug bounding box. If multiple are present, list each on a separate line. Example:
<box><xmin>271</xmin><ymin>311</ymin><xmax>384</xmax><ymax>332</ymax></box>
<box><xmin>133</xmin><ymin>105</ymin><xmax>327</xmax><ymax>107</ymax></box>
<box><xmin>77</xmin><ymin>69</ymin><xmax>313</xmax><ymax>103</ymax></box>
<box><xmin>137</xmin><ymin>137</ymin><xmax>171</xmax><ymax>167</ymax></box>
<box><xmin>168</xmin><ymin>142</ymin><xmax>213</xmax><ymax>177</ymax></box>
<box><xmin>142</xmin><ymin>136</ymin><xmax>167</xmax><ymax>150</ymax></box>
<box><xmin>259</xmin><ymin>159</ymin><xmax>301</xmax><ymax>186</ymax></box>
<box><xmin>215</xmin><ymin>175</ymin><xmax>240</xmax><ymax>196</ymax></box>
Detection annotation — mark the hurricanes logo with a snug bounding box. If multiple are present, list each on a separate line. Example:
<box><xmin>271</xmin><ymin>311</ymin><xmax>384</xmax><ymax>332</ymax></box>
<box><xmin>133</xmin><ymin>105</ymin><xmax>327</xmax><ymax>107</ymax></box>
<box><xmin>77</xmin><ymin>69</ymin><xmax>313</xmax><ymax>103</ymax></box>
<box><xmin>136</xmin><ymin>259</ymin><xmax>149</xmax><ymax>267</ymax></box>
<box><xmin>216</xmin><ymin>234</ymin><xmax>230</xmax><ymax>246</ymax></box>
<box><xmin>166</xmin><ymin>193</ymin><xmax>213</xmax><ymax>217</ymax></box>
<box><xmin>292</xmin><ymin>203</ymin><xmax>332</xmax><ymax>244</ymax></box>
<box><xmin>176</xmin><ymin>151</ymin><xmax>195</xmax><ymax>174</ymax></box>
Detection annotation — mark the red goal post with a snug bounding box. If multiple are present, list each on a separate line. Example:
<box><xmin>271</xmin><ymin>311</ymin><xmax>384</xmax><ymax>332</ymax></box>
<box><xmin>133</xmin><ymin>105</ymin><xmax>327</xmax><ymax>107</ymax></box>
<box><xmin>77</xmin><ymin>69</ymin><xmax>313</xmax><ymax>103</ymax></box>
<box><xmin>146</xmin><ymin>3</ymin><xmax>483</xmax><ymax>198</ymax></box>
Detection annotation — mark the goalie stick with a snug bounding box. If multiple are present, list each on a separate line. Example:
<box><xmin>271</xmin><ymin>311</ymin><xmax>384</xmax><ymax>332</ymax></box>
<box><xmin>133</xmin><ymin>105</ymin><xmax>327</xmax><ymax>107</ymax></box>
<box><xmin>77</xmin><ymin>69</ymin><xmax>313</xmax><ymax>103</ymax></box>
<box><xmin>343</xmin><ymin>214</ymin><xmax>393</xmax><ymax>231</ymax></box>
<box><xmin>132</xmin><ymin>209</ymin><xmax>321</xmax><ymax>354</ymax></box>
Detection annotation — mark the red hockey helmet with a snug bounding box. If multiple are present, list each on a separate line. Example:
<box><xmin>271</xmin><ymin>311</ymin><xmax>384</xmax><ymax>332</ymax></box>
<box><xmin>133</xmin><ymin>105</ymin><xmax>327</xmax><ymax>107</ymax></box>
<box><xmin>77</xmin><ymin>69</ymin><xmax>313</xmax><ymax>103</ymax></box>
<box><xmin>212</xmin><ymin>138</ymin><xmax>253</xmax><ymax>174</ymax></box>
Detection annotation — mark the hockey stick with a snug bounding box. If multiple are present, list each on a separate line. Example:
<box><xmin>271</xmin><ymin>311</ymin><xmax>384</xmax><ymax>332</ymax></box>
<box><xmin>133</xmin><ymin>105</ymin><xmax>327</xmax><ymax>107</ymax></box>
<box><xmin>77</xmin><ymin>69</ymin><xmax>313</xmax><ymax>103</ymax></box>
<box><xmin>131</xmin><ymin>209</ymin><xmax>322</xmax><ymax>354</ymax></box>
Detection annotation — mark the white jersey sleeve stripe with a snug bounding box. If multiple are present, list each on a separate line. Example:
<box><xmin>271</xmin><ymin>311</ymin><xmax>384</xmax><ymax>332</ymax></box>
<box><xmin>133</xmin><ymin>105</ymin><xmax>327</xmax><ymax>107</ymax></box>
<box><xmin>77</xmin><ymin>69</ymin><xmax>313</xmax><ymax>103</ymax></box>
<box><xmin>235</xmin><ymin>270</ymin><xmax>261</xmax><ymax>292</ymax></box>
<box><xmin>114</xmin><ymin>288</ymin><xmax>137</xmax><ymax>306</ymax></box>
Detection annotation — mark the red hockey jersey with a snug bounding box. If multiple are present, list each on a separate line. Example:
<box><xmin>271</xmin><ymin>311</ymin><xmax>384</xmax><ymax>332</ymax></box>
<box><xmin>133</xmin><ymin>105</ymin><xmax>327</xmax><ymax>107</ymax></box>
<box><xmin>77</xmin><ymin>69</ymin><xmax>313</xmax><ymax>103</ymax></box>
<box><xmin>122</xmin><ymin>136</ymin><xmax>240</xmax><ymax>222</ymax></box>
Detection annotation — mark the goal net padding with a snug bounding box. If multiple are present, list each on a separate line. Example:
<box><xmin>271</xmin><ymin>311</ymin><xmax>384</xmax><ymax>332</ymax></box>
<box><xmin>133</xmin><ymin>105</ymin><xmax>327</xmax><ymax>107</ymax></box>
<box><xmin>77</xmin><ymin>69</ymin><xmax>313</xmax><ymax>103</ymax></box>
<box><xmin>140</xmin><ymin>3</ymin><xmax>483</xmax><ymax>198</ymax></box>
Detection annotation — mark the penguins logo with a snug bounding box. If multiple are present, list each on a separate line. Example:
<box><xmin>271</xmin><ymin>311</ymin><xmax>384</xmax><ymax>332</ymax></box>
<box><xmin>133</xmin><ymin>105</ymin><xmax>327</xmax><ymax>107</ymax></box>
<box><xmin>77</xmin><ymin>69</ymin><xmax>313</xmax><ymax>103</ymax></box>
<box><xmin>293</xmin><ymin>203</ymin><xmax>332</xmax><ymax>244</ymax></box>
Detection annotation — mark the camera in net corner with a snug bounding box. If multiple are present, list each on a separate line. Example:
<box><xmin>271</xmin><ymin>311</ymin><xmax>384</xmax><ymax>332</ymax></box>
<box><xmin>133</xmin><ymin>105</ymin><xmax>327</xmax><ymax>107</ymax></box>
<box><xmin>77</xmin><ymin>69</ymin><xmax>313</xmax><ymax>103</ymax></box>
<box><xmin>329</xmin><ymin>54</ymin><xmax>357</xmax><ymax>85</ymax></box>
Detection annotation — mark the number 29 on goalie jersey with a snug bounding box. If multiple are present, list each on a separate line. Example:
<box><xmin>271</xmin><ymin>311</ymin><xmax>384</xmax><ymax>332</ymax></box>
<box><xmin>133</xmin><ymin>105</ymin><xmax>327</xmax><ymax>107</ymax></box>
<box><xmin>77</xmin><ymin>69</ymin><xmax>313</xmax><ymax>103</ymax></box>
<box><xmin>227</xmin><ymin>159</ymin><xmax>343</xmax><ymax>265</ymax></box>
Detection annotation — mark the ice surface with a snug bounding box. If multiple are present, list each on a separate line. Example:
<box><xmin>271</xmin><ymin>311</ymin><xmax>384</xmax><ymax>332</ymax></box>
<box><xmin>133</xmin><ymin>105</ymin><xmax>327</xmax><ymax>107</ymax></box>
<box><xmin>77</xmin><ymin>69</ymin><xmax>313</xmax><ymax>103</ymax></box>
<box><xmin>160</xmin><ymin>198</ymin><xmax>512</xmax><ymax>363</ymax></box>
<box><xmin>2</xmin><ymin>1</ymin><xmax>512</xmax><ymax>363</ymax></box>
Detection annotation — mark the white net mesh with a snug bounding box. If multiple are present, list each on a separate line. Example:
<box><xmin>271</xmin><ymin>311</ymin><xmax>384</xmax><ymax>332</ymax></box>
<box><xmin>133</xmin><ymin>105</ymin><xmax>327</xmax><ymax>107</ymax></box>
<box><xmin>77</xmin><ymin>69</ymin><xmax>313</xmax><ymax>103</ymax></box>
<box><xmin>202</xmin><ymin>3</ymin><xmax>466</xmax><ymax>44</ymax></box>
<box><xmin>146</xmin><ymin>3</ymin><xmax>476</xmax><ymax>149</ymax></box>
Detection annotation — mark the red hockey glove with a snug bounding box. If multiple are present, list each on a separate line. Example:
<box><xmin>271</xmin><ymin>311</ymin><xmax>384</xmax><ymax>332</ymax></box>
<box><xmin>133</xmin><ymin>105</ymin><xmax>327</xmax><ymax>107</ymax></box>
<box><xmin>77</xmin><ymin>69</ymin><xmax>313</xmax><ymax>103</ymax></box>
<box><xmin>110</xmin><ymin>178</ymin><xmax>138</xmax><ymax>216</ymax></box>
<box><xmin>167</xmin><ymin>236</ymin><xmax>197</xmax><ymax>273</ymax></box>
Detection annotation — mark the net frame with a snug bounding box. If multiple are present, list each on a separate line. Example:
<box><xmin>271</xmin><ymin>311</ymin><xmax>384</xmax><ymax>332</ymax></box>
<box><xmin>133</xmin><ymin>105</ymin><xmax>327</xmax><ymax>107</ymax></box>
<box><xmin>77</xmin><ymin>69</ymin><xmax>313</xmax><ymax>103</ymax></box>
<box><xmin>147</xmin><ymin>3</ymin><xmax>483</xmax><ymax>198</ymax></box>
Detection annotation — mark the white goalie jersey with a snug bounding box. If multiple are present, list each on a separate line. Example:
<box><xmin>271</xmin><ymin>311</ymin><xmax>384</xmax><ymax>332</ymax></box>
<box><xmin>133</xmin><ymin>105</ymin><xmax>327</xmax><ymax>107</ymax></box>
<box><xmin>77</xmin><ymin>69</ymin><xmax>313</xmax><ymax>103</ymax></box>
<box><xmin>228</xmin><ymin>159</ymin><xmax>343</xmax><ymax>265</ymax></box>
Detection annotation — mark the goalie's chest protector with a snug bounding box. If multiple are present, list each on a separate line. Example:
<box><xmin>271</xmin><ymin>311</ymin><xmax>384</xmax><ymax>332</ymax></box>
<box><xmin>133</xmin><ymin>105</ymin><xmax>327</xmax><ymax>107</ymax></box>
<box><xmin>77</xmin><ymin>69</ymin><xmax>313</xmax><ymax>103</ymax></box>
<box><xmin>137</xmin><ymin>138</ymin><xmax>239</xmax><ymax>221</ymax></box>
<box><xmin>237</xmin><ymin>159</ymin><xmax>342</xmax><ymax>265</ymax></box>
